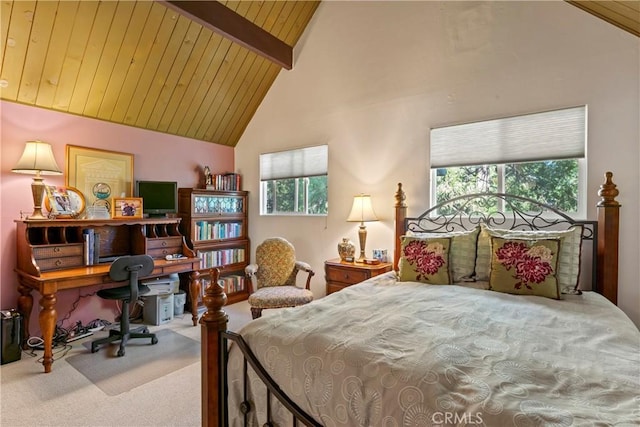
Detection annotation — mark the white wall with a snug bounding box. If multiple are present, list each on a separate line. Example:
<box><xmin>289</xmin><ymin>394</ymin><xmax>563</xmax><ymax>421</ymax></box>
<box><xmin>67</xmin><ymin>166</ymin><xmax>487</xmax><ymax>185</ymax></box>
<box><xmin>235</xmin><ymin>1</ymin><xmax>640</xmax><ymax>325</ymax></box>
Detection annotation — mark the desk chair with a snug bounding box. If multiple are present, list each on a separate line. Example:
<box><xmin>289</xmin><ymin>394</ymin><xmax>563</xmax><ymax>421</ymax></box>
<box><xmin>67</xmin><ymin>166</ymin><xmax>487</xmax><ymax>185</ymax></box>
<box><xmin>91</xmin><ymin>255</ymin><xmax>158</xmax><ymax>356</ymax></box>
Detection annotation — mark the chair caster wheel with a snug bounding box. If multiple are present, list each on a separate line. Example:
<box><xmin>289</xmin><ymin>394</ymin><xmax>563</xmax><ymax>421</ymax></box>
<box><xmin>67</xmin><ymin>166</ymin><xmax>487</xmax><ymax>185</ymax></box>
<box><xmin>117</xmin><ymin>348</ymin><xmax>125</xmax><ymax>357</ymax></box>
<box><xmin>151</xmin><ymin>337</ymin><xmax>158</xmax><ymax>345</ymax></box>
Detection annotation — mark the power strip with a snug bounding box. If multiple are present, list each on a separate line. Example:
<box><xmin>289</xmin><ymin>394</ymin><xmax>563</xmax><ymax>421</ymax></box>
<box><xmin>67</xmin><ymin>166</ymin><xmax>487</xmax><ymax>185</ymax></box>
<box><xmin>66</xmin><ymin>331</ymin><xmax>93</xmax><ymax>343</ymax></box>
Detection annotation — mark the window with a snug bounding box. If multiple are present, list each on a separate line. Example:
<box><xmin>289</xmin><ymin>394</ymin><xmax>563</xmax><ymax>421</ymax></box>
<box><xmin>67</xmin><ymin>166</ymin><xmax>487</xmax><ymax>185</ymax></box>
<box><xmin>260</xmin><ymin>145</ymin><xmax>328</xmax><ymax>215</ymax></box>
<box><xmin>430</xmin><ymin>106</ymin><xmax>586</xmax><ymax>215</ymax></box>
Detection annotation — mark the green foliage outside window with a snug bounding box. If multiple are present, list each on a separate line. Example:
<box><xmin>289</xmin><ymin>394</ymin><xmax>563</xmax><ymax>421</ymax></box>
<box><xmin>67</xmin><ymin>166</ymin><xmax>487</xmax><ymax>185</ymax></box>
<box><xmin>264</xmin><ymin>176</ymin><xmax>328</xmax><ymax>215</ymax></box>
<box><xmin>435</xmin><ymin>160</ymin><xmax>578</xmax><ymax>215</ymax></box>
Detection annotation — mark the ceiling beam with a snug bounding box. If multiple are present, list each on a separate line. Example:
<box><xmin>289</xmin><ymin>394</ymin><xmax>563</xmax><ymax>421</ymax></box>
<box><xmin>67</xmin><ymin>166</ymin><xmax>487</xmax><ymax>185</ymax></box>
<box><xmin>159</xmin><ymin>1</ymin><xmax>293</xmax><ymax>70</ymax></box>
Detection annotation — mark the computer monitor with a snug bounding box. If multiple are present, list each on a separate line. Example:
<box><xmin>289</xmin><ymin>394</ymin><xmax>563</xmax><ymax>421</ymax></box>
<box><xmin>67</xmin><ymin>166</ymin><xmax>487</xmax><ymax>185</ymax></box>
<box><xmin>135</xmin><ymin>181</ymin><xmax>178</xmax><ymax>217</ymax></box>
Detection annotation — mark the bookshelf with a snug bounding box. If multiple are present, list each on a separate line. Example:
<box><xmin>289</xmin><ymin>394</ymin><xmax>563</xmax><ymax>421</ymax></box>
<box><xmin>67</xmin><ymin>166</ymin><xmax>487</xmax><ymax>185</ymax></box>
<box><xmin>178</xmin><ymin>188</ymin><xmax>249</xmax><ymax>311</ymax></box>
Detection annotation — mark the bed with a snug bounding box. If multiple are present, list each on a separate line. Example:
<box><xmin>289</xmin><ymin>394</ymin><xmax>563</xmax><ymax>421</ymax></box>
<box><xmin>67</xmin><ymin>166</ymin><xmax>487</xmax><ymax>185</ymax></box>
<box><xmin>200</xmin><ymin>172</ymin><xmax>639</xmax><ymax>426</ymax></box>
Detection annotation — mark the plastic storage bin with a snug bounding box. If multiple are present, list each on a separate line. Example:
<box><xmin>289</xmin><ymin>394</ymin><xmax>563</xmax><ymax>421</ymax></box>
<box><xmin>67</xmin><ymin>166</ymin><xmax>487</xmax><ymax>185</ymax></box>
<box><xmin>174</xmin><ymin>291</ymin><xmax>186</xmax><ymax>316</ymax></box>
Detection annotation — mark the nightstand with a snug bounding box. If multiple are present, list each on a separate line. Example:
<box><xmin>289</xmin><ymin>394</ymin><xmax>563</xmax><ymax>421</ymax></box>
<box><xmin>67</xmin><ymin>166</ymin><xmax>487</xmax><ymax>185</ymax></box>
<box><xmin>325</xmin><ymin>258</ymin><xmax>393</xmax><ymax>295</ymax></box>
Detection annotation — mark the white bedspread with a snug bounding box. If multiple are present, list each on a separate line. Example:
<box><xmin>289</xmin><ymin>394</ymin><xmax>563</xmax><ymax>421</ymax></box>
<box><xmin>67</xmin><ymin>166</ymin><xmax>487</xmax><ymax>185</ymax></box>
<box><xmin>227</xmin><ymin>272</ymin><xmax>640</xmax><ymax>426</ymax></box>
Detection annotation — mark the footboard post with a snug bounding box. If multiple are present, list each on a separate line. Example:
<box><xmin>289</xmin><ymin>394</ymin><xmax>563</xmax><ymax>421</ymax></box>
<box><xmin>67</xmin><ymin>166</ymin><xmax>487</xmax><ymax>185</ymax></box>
<box><xmin>394</xmin><ymin>183</ymin><xmax>407</xmax><ymax>271</ymax></box>
<box><xmin>596</xmin><ymin>171</ymin><xmax>620</xmax><ymax>304</ymax></box>
<box><xmin>200</xmin><ymin>268</ymin><xmax>228</xmax><ymax>427</ymax></box>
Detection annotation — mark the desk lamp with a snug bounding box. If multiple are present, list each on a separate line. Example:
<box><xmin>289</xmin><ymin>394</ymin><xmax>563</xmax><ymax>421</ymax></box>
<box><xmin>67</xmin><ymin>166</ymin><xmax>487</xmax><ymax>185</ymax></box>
<box><xmin>347</xmin><ymin>194</ymin><xmax>378</xmax><ymax>262</ymax></box>
<box><xmin>12</xmin><ymin>140</ymin><xmax>62</xmax><ymax>219</ymax></box>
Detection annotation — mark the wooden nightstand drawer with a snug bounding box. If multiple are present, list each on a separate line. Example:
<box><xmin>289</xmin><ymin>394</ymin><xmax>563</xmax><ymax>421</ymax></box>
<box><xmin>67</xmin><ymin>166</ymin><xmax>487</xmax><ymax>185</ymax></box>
<box><xmin>325</xmin><ymin>258</ymin><xmax>393</xmax><ymax>295</ymax></box>
<box><xmin>326</xmin><ymin>267</ymin><xmax>369</xmax><ymax>284</ymax></box>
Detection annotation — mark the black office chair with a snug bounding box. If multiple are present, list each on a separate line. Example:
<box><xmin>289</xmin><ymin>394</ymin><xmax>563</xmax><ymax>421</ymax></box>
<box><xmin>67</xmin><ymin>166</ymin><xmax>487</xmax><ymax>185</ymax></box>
<box><xmin>91</xmin><ymin>255</ymin><xmax>158</xmax><ymax>356</ymax></box>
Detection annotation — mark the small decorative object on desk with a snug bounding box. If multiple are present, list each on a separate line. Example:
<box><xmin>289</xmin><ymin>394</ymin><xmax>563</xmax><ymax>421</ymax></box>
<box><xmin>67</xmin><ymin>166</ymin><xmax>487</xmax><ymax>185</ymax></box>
<box><xmin>85</xmin><ymin>206</ymin><xmax>110</xmax><ymax>219</ymax></box>
<box><xmin>338</xmin><ymin>238</ymin><xmax>356</xmax><ymax>262</ymax></box>
<box><xmin>373</xmin><ymin>249</ymin><xmax>388</xmax><ymax>263</ymax></box>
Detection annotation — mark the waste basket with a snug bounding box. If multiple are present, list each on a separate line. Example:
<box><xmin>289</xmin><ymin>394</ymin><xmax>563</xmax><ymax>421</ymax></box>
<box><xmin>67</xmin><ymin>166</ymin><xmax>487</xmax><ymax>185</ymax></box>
<box><xmin>1</xmin><ymin>309</ymin><xmax>22</xmax><ymax>365</ymax></box>
<box><xmin>174</xmin><ymin>291</ymin><xmax>186</xmax><ymax>316</ymax></box>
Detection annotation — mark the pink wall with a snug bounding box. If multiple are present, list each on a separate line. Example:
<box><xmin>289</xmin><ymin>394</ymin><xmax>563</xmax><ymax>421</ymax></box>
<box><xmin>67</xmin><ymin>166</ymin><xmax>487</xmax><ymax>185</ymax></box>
<box><xmin>1</xmin><ymin>101</ymin><xmax>234</xmax><ymax>335</ymax></box>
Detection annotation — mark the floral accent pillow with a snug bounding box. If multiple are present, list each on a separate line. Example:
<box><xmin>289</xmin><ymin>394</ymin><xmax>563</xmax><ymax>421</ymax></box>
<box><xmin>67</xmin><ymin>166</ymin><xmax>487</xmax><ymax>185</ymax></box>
<box><xmin>489</xmin><ymin>237</ymin><xmax>561</xmax><ymax>299</ymax></box>
<box><xmin>398</xmin><ymin>236</ymin><xmax>451</xmax><ymax>284</ymax></box>
<box><xmin>476</xmin><ymin>224</ymin><xmax>583</xmax><ymax>294</ymax></box>
<box><xmin>406</xmin><ymin>226</ymin><xmax>480</xmax><ymax>282</ymax></box>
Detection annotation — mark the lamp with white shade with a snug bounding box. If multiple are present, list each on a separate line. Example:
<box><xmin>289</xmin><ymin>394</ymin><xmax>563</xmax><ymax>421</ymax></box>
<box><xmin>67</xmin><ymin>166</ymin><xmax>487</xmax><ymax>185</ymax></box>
<box><xmin>347</xmin><ymin>194</ymin><xmax>378</xmax><ymax>263</ymax></box>
<box><xmin>12</xmin><ymin>140</ymin><xmax>63</xmax><ymax>219</ymax></box>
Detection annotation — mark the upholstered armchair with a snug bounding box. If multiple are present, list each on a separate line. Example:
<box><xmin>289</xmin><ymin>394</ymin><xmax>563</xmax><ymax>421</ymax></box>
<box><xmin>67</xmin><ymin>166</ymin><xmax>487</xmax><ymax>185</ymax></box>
<box><xmin>245</xmin><ymin>237</ymin><xmax>315</xmax><ymax>319</ymax></box>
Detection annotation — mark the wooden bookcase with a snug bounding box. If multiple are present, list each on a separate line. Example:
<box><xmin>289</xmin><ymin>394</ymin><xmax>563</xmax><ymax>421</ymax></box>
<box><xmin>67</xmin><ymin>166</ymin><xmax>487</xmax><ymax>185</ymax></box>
<box><xmin>178</xmin><ymin>188</ymin><xmax>250</xmax><ymax>312</ymax></box>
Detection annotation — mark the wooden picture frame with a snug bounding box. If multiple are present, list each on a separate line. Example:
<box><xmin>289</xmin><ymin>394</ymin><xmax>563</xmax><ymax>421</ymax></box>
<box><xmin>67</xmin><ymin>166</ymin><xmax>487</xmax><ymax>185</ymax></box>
<box><xmin>66</xmin><ymin>145</ymin><xmax>134</xmax><ymax>211</ymax></box>
<box><xmin>112</xmin><ymin>197</ymin><xmax>143</xmax><ymax>218</ymax></box>
<box><xmin>44</xmin><ymin>185</ymin><xmax>86</xmax><ymax>218</ymax></box>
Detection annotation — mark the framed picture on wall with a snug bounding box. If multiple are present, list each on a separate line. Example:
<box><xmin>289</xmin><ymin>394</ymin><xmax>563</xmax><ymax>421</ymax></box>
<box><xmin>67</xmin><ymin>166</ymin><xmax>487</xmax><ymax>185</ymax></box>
<box><xmin>66</xmin><ymin>145</ymin><xmax>133</xmax><ymax>211</ymax></box>
<box><xmin>112</xmin><ymin>197</ymin><xmax>143</xmax><ymax>218</ymax></box>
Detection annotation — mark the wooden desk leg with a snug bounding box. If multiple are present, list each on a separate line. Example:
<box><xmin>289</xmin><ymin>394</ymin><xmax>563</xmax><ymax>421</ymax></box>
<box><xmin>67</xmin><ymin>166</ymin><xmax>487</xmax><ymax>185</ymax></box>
<box><xmin>189</xmin><ymin>270</ymin><xmax>201</xmax><ymax>327</ymax></box>
<box><xmin>39</xmin><ymin>293</ymin><xmax>57</xmax><ymax>373</ymax></box>
<box><xmin>17</xmin><ymin>283</ymin><xmax>34</xmax><ymax>350</ymax></box>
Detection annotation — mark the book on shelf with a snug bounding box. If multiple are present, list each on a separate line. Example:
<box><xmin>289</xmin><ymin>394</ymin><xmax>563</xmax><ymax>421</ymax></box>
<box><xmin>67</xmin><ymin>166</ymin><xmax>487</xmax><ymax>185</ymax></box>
<box><xmin>82</xmin><ymin>228</ymin><xmax>100</xmax><ymax>265</ymax></box>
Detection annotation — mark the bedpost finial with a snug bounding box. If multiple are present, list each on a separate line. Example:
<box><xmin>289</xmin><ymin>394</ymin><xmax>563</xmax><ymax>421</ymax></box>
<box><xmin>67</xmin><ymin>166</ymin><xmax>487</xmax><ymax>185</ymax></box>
<box><xmin>395</xmin><ymin>183</ymin><xmax>406</xmax><ymax>207</ymax></box>
<box><xmin>200</xmin><ymin>268</ymin><xmax>229</xmax><ymax>329</ymax></box>
<box><xmin>597</xmin><ymin>171</ymin><xmax>620</xmax><ymax>207</ymax></box>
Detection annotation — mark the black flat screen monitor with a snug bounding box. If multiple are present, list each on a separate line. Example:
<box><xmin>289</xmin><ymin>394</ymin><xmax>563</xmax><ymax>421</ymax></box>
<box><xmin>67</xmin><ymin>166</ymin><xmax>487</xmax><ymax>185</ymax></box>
<box><xmin>135</xmin><ymin>181</ymin><xmax>178</xmax><ymax>216</ymax></box>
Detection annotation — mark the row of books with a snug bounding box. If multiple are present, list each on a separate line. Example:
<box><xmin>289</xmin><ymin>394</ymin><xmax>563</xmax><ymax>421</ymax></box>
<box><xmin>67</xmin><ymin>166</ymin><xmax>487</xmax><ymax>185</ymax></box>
<box><xmin>199</xmin><ymin>248</ymin><xmax>246</xmax><ymax>268</ymax></box>
<box><xmin>82</xmin><ymin>229</ymin><xmax>100</xmax><ymax>265</ymax></box>
<box><xmin>199</xmin><ymin>274</ymin><xmax>246</xmax><ymax>298</ymax></box>
<box><xmin>218</xmin><ymin>275</ymin><xmax>246</xmax><ymax>294</ymax></box>
<box><xmin>205</xmin><ymin>173</ymin><xmax>242</xmax><ymax>191</ymax></box>
<box><xmin>195</xmin><ymin>221</ymin><xmax>242</xmax><ymax>241</ymax></box>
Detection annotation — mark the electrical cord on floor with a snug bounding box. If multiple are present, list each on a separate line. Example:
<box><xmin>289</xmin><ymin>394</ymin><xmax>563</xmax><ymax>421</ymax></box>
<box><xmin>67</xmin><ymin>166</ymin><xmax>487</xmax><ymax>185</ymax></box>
<box><xmin>56</xmin><ymin>290</ymin><xmax>98</xmax><ymax>328</ymax></box>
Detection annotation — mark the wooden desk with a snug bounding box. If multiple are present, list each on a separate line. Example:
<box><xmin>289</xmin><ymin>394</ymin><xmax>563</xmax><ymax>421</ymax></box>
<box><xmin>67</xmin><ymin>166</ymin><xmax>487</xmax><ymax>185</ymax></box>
<box><xmin>15</xmin><ymin>217</ymin><xmax>202</xmax><ymax>373</ymax></box>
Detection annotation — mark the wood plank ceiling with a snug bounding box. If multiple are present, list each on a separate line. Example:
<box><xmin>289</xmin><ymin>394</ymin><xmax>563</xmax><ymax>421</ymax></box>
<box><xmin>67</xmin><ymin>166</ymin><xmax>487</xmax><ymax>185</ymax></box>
<box><xmin>0</xmin><ymin>1</ymin><xmax>637</xmax><ymax>148</ymax></box>
<box><xmin>0</xmin><ymin>1</ymin><xmax>319</xmax><ymax>147</ymax></box>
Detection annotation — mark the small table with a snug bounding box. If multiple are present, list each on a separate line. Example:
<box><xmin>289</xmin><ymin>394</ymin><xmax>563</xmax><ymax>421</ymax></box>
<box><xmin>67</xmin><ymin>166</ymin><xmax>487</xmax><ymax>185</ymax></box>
<box><xmin>324</xmin><ymin>258</ymin><xmax>393</xmax><ymax>295</ymax></box>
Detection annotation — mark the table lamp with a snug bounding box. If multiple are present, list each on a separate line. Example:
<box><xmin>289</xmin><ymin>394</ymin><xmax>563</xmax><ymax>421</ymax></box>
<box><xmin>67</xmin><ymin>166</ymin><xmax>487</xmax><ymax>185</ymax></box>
<box><xmin>347</xmin><ymin>194</ymin><xmax>378</xmax><ymax>262</ymax></box>
<box><xmin>12</xmin><ymin>140</ymin><xmax>63</xmax><ymax>219</ymax></box>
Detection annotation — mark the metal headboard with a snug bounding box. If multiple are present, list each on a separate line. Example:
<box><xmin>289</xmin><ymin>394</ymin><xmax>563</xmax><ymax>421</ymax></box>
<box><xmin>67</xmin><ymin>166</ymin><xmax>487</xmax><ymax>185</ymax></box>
<box><xmin>404</xmin><ymin>193</ymin><xmax>598</xmax><ymax>292</ymax></box>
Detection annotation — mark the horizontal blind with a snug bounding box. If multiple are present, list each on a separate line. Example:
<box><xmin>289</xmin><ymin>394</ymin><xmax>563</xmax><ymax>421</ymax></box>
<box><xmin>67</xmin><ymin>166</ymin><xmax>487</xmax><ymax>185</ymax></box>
<box><xmin>431</xmin><ymin>106</ymin><xmax>586</xmax><ymax>168</ymax></box>
<box><xmin>260</xmin><ymin>145</ymin><xmax>328</xmax><ymax>181</ymax></box>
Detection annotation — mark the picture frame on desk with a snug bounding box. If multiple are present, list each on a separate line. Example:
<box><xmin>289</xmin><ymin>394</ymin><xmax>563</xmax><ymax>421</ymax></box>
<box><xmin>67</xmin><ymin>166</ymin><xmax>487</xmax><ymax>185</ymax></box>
<box><xmin>112</xmin><ymin>197</ymin><xmax>143</xmax><ymax>218</ymax></box>
<box><xmin>66</xmin><ymin>145</ymin><xmax>134</xmax><ymax>209</ymax></box>
<box><xmin>44</xmin><ymin>185</ymin><xmax>86</xmax><ymax>218</ymax></box>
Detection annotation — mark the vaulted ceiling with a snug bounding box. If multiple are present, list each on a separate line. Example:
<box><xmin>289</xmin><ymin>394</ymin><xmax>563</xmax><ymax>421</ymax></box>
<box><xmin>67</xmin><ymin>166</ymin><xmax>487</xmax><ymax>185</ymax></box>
<box><xmin>0</xmin><ymin>1</ymin><xmax>319</xmax><ymax>147</ymax></box>
<box><xmin>0</xmin><ymin>1</ymin><xmax>637</xmax><ymax>148</ymax></box>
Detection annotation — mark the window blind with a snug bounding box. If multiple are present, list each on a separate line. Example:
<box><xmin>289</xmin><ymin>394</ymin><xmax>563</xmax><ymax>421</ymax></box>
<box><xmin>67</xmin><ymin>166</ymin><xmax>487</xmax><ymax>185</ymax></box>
<box><xmin>260</xmin><ymin>145</ymin><xmax>328</xmax><ymax>181</ymax></box>
<box><xmin>430</xmin><ymin>106</ymin><xmax>586</xmax><ymax>168</ymax></box>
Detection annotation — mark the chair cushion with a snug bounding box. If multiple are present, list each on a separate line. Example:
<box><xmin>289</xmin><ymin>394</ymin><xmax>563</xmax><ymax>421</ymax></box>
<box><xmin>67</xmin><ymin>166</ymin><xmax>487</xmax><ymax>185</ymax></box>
<box><xmin>255</xmin><ymin>237</ymin><xmax>296</xmax><ymax>287</ymax></box>
<box><xmin>248</xmin><ymin>286</ymin><xmax>313</xmax><ymax>309</ymax></box>
<box><xmin>98</xmin><ymin>284</ymin><xmax>150</xmax><ymax>301</ymax></box>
